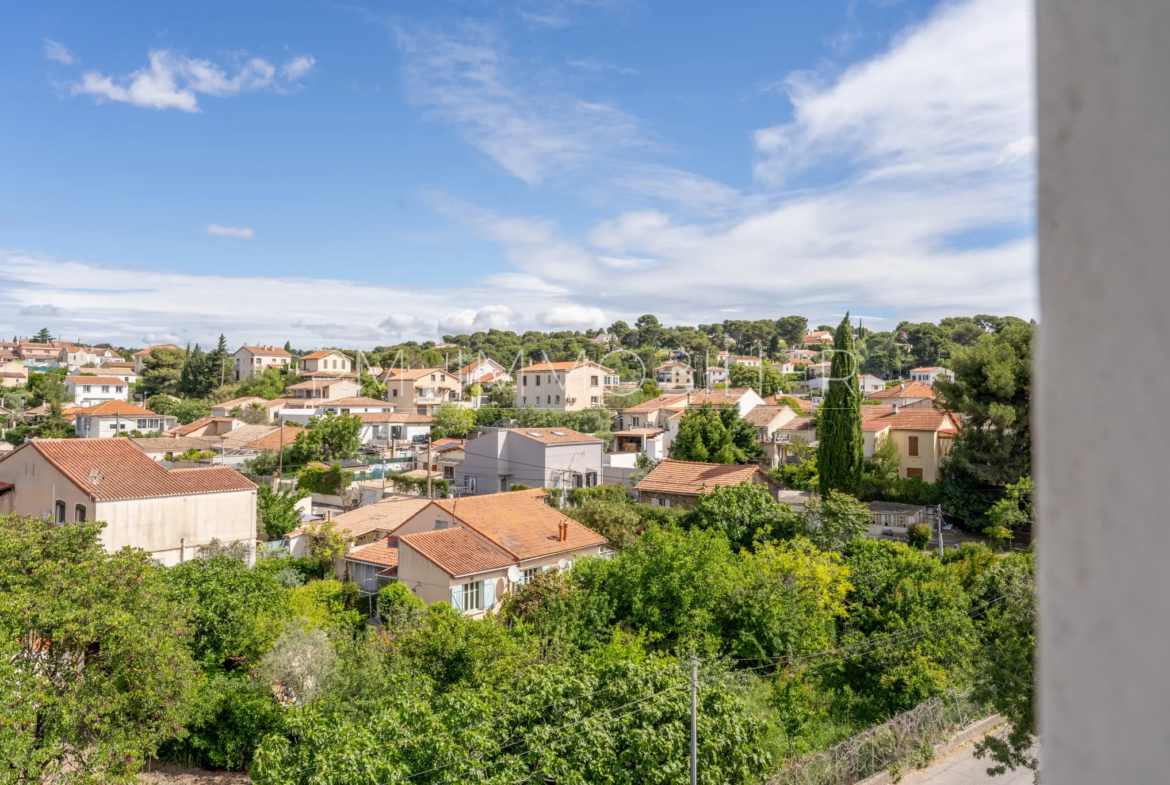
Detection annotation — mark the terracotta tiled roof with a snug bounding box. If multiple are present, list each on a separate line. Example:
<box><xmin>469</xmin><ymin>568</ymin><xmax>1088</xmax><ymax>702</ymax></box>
<box><xmin>636</xmin><ymin>459</ymin><xmax>779</xmax><ymax>497</ymax></box>
<box><xmin>65</xmin><ymin>376</ymin><xmax>130</xmax><ymax>386</ymax></box>
<box><xmin>873</xmin><ymin>409</ymin><xmax>959</xmax><ymax>432</ymax></box>
<box><xmin>860</xmin><ymin>405</ymin><xmax>896</xmax><ymax>420</ymax></box>
<box><xmin>74</xmin><ymin>400</ymin><xmax>160</xmax><ymax>418</ymax></box>
<box><xmin>862</xmin><ymin>421</ymin><xmax>892</xmax><ymax>432</ymax></box>
<box><xmin>910</xmin><ymin>366</ymin><xmax>946</xmax><ymax>372</ymax></box>
<box><xmin>670</xmin><ymin>388</ymin><xmax>754</xmax><ymax>409</ymax></box>
<box><xmin>616</xmin><ymin>427</ymin><xmax>665</xmax><ymax>436</ymax></box>
<box><xmin>866</xmin><ymin>381</ymin><xmax>936</xmax><ymax>401</ymax></box>
<box><xmin>457</xmin><ymin>358</ymin><xmax>499</xmax><ymax>375</ymax></box>
<box><xmin>133</xmin><ymin>344</ymin><xmax>180</xmax><ymax>356</ymax></box>
<box><xmin>333</xmin><ymin>497</ymin><xmax>433</xmax><ymax>539</ymax></box>
<box><xmin>244</xmin><ymin>425</ymin><xmax>305</xmax><ymax>452</ymax></box>
<box><xmin>212</xmin><ymin>396</ymin><xmax>267</xmax><ymax>410</ymax></box>
<box><xmin>300</xmin><ymin>350</ymin><xmax>346</xmax><ymax>361</ymax></box>
<box><xmin>170</xmin><ymin>417</ymin><xmax>239</xmax><ymax>436</ymax></box>
<box><xmin>510</xmin><ymin>428</ymin><xmax>601</xmax><ymax>445</ymax></box>
<box><xmin>285</xmin><ymin>378</ymin><xmax>351</xmax><ymax>391</ymax></box>
<box><xmin>621</xmin><ymin>394</ymin><xmax>688</xmax><ymax>415</ymax></box>
<box><xmin>777</xmin><ymin>416</ymin><xmax>814</xmax><ymax>431</ymax></box>
<box><xmin>323</xmin><ymin>397</ymin><xmax>394</xmax><ymax>407</ymax></box>
<box><xmin>382</xmin><ymin>367</ymin><xmax>451</xmax><ymax>381</ymax></box>
<box><xmin>347</xmin><ymin>538</ymin><xmax>400</xmax><ymax>568</ymax></box>
<box><xmin>428</xmin><ymin>490</ymin><xmax>607</xmax><ymax>560</ymax></box>
<box><xmin>6</xmin><ymin>439</ymin><xmax>256</xmax><ymax>501</ymax></box>
<box><xmin>743</xmin><ymin>405</ymin><xmax>794</xmax><ymax>427</ymax></box>
<box><xmin>399</xmin><ymin>528</ymin><xmax>515</xmax><ymax>577</ymax></box>
<box><xmin>357</xmin><ymin>412</ymin><xmax>432</xmax><ymax>424</ymax></box>
<box><xmin>518</xmin><ymin>360</ymin><xmax>614</xmax><ymax>373</ymax></box>
<box><xmin>239</xmin><ymin>345</ymin><xmax>291</xmax><ymax>357</ymax></box>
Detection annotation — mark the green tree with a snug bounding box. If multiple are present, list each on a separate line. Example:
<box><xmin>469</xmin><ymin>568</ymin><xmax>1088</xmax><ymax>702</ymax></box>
<box><xmin>33</xmin><ymin>373</ymin><xmax>74</xmax><ymax>438</ymax></box>
<box><xmin>935</xmin><ymin>321</ymin><xmax>1033</xmax><ymax>526</ymax></box>
<box><xmin>173</xmin><ymin>398</ymin><xmax>212</xmax><ymax>425</ymax></box>
<box><xmin>179</xmin><ymin>343</ymin><xmax>212</xmax><ymax>398</ymax></box>
<box><xmin>147</xmin><ymin>394</ymin><xmax>179</xmax><ymax>416</ymax></box>
<box><xmin>236</xmin><ymin>367</ymin><xmax>290</xmax><ymax>400</ymax></box>
<box><xmin>684</xmin><ymin>482</ymin><xmax>805</xmax><ymax>551</ymax></box>
<box><xmin>163</xmin><ymin>555</ymin><xmax>285</xmax><ymax>671</ymax></box>
<box><xmin>139</xmin><ymin>346</ymin><xmax>187</xmax><ymax>398</ymax></box>
<box><xmin>861</xmin><ymin>435</ymin><xmax>901</xmax><ymax>499</ymax></box>
<box><xmin>566</xmin><ymin>499</ymin><xmax>641</xmax><ymax>550</ymax></box>
<box><xmin>0</xmin><ymin>515</ymin><xmax>196</xmax><ymax>783</ymax></box>
<box><xmin>728</xmin><ymin>362</ymin><xmax>787</xmax><ymax>397</ymax></box>
<box><xmin>817</xmin><ymin>314</ymin><xmax>863</xmax><ymax>495</ymax></box>
<box><xmin>431</xmin><ymin>402</ymin><xmax>477</xmax><ymax>439</ymax></box>
<box><xmin>971</xmin><ymin>552</ymin><xmax>1037</xmax><ymax>777</ymax></box>
<box><xmin>359</xmin><ymin>372</ymin><xmax>383</xmax><ymax>399</ymax></box>
<box><xmin>205</xmin><ymin>334</ymin><xmax>231</xmax><ymax>390</ymax></box>
<box><xmin>801</xmin><ymin>491</ymin><xmax>870</xmax><ymax>550</ymax></box>
<box><xmin>984</xmin><ymin>475</ymin><xmax>1033</xmax><ymax>548</ymax></box>
<box><xmin>774</xmin><ymin>316</ymin><xmax>808</xmax><ymax>348</ymax></box>
<box><xmin>257</xmin><ymin>484</ymin><xmax>309</xmax><ymax>539</ymax></box>
<box><xmin>486</xmin><ymin>381</ymin><xmax>515</xmax><ymax>407</ymax></box>
<box><xmin>669</xmin><ymin>403</ymin><xmax>763</xmax><ymax>464</ymax></box>
<box><xmin>32</xmin><ymin>327</ymin><xmax>54</xmax><ymax>343</ymax></box>
<box><xmin>291</xmin><ymin>412</ymin><xmax>362</xmax><ymax>463</ymax></box>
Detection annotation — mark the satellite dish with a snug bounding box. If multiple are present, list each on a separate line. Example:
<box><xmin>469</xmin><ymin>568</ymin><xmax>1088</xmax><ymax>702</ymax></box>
<box><xmin>557</xmin><ymin>559</ymin><xmax>570</xmax><ymax>570</ymax></box>
<box><xmin>506</xmin><ymin>565</ymin><xmax>521</xmax><ymax>583</ymax></box>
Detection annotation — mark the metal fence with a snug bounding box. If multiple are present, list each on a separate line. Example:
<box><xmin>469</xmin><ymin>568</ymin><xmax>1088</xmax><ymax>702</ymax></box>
<box><xmin>767</xmin><ymin>691</ymin><xmax>986</xmax><ymax>785</ymax></box>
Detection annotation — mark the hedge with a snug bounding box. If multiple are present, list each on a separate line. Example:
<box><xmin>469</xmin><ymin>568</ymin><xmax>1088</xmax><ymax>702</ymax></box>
<box><xmin>387</xmin><ymin>474</ymin><xmax>450</xmax><ymax>498</ymax></box>
<box><xmin>296</xmin><ymin>463</ymin><xmax>353</xmax><ymax>496</ymax></box>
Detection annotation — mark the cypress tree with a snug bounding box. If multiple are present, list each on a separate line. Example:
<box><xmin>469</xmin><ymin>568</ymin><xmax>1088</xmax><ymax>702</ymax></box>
<box><xmin>816</xmin><ymin>312</ymin><xmax>863</xmax><ymax>495</ymax></box>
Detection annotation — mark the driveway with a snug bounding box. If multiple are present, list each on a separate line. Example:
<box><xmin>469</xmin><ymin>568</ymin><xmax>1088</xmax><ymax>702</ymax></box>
<box><xmin>899</xmin><ymin>739</ymin><xmax>1035</xmax><ymax>785</ymax></box>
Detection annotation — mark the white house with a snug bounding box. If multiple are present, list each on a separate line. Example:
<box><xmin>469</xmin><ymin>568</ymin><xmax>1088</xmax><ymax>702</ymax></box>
<box><xmin>909</xmin><ymin>366</ymin><xmax>956</xmax><ymax>385</ymax></box>
<box><xmin>73</xmin><ymin>400</ymin><xmax>176</xmax><ymax>438</ymax></box>
<box><xmin>232</xmin><ymin>345</ymin><xmax>292</xmax><ymax>381</ymax></box>
<box><xmin>65</xmin><ymin>375</ymin><xmax>130</xmax><ymax>407</ymax></box>
<box><xmin>456</xmin><ymin>428</ymin><xmax>603</xmax><ymax>495</ymax></box>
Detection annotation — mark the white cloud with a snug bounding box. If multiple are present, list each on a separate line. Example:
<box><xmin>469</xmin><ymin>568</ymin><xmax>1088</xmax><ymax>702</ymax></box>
<box><xmin>395</xmin><ymin>24</ymin><xmax>646</xmax><ymax>184</ymax></box>
<box><xmin>71</xmin><ymin>50</ymin><xmax>316</xmax><ymax>112</ymax></box>
<box><xmin>379</xmin><ymin>313</ymin><xmax>430</xmax><ymax>337</ymax></box>
<box><xmin>482</xmin><ymin>273</ymin><xmax>568</xmax><ymax>293</ymax></box>
<box><xmin>297</xmin><ymin>322</ymin><xmax>386</xmax><ymax>341</ymax></box>
<box><xmin>20</xmin><ymin>304</ymin><xmax>60</xmax><ymax>316</ymax></box>
<box><xmin>567</xmin><ymin>58</ymin><xmax>638</xmax><ymax>75</ymax></box>
<box><xmin>438</xmin><ymin>305</ymin><xmax>518</xmax><ymax>334</ymax></box>
<box><xmin>516</xmin><ymin>0</ymin><xmax>630</xmax><ymax>28</ymax></box>
<box><xmin>206</xmin><ymin>224</ymin><xmax>254</xmax><ymax>239</ymax></box>
<box><xmin>537</xmin><ymin>305</ymin><xmax>607</xmax><ymax>328</ymax></box>
<box><xmin>44</xmin><ymin>39</ymin><xmax>75</xmax><ymax>65</ymax></box>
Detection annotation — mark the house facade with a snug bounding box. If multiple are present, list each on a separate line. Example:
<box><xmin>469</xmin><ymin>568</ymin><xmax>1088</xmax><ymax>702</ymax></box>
<box><xmin>456</xmin><ymin>428</ymin><xmax>604</xmax><ymax>495</ymax></box>
<box><xmin>0</xmin><ymin>439</ymin><xmax>257</xmax><ymax>565</ymax></box>
<box><xmin>64</xmin><ymin>376</ymin><xmax>130</xmax><ymax>407</ymax></box>
<box><xmin>232</xmin><ymin>345</ymin><xmax>292</xmax><ymax>381</ymax></box>
<box><xmin>283</xmin><ymin>377</ymin><xmax>360</xmax><ymax>402</ymax></box>
<box><xmin>73</xmin><ymin>401</ymin><xmax>176</xmax><ymax>438</ymax></box>
<box><xmin>909</xmin><ymin>366</ymin><xmax>956</xmax><ymax>385</ymax></box>
<box><xmin>383</xmin><ymin>368</ymin><xmax>462</xmax><ymax>415</ymax></box>
<box><xmin>515</xmin><ymin>360</ymin><xmax>617</xmax><ymax>411</ymax></box>
<box><xmin>0</xmin><ymin>362</ymin><xmax>28</xmax><ymax>388</ymax></box>
<box><xmin>298</xmin><ymin>350</ymin><xmax>352</xmax><ymax>376</ymax></box>
<box><xmin>654</xmin><ymin>362</ymin><xmax>694</xmax><ymax>390</ymax></box>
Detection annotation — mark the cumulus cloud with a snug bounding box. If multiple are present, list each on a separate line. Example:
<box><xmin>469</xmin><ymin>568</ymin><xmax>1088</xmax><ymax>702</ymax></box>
<box><xmin>379</xmin><ymin>313</ymin><xmax>431</xmax><ymax>337</ymax></box>
<box><xmin>206</xmin><ymin>224</ymin><xmax>254</xmax><ymax>239</ymax></box>
<box><xmin>537</xmin><ymin>305</ymin><xmax>607</xmax><ymax>328</ymax></box>
<box><xmin>71</xmin><ymin>50</ymin><xmax>316</xmax><ymax>112</ymax></box>
<box><xmin>438</xmin><ymin>305</ymin><xmax>518</xmax><ymax>334</ymax></box>
<box><xmin>44</xmin><ymin>39</ymin><xmax>75</xmax><ymax>65</ymax></box>
<box><xmin>20</xmin><ymin>304</ymin><xmax>61</xmax><ymax>316</ymax></box>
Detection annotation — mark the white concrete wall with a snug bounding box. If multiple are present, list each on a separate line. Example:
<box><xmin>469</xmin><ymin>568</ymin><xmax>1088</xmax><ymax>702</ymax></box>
<box><xmin>1038</xmin><ymin>1</ymin><xmax>1170</xmax><ymax>782</ymax></box>
<box><xmin>96</xmin><ymin>489</ymin><xmax>256</xmax><ymax>566</ymax></box>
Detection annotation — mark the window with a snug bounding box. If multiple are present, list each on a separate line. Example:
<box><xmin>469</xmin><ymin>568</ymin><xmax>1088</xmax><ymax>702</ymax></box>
<box><xmin>591</xmin><ymin>375</ymin><xmax>599</xmax><ymax>386</ymax></box>
<box><xmin>591</xmin><ymin>396</ymin><xmax>598</xmax><ymax>405</ymax></box>
<box><xmin>586</xmin><ymin>472</ymin><xmax>598</xmax><ymax>487</ymax></box>
<box><xmin>83</xmin><ymin>385</ymin><xmax>91</xmax><ymax>393</ymax></box>
<box><xmin>55</xmin><ymin>501</ymin><xmax>65</xmax><ymax>523</ymax></box>
<box><xmin>75</xmin><ymin>505</ymin><xmax>86</xmax><ymax>522</ymax></box>
<box><xmin>632</xmin><ymin>416</ymin><xmax>640</xmax><ymax>427</ymax></box>
<box><xmin>462</xmin><ymin>580</ymin><xmax>482</xmax><ymax>611</ymax></box>
<box><xmin>102</xmin><ymin>385</ymin><xmax>110</xmax><ymax>393</ymax></box>
<box><xmin>906</xmin><ymin>467</ymin><xmax>924</xmax><ymax>479</ymax></box>
<box><xmin>500</xmin><ymin>476</ymin><xmax>510</xmax><ymax>492</ymax></box>
<box><xmin>392</xmin><ymin>388</ymin><xmax>399</xmax><ymax>397</ymax></box>
<box><xmin>908</xmin><ymin>436</ymin><xmax>919</xmax><ymax>457</ymax></box>
<box><xmin>522</xmin><ymin>396</ymin><xmax>527</xmax><ymax>404</ymax></box>
<box><xmin>546</xmin><ymin>396</ymin><xmax>551</xmax><ymax>404</ymax></box>
<box><xmin>555</xmin><ymin>395</ymin><xmax>560</xmax><ymax>404</ymax></box>
<box><xmin>435</xmin><ymin>519</ymin><xmax>448</xmax><ymax>530</ymax></box>
<box><xmin>430</xmin><ymin>374</ymin><xmax>436</xmax><ymax>381</ymax></box>
<box><xmin>574</xmin><ymin>473</ymin><xmax>584</xmax><ymax>488</ymax></box>
<box><xmin>535</xmin><ymin>375</ymin><xmax>541</xmax><ymax>386</ymax></box>
<box><xmin>520</xmin><ymin>567</ymin><xmax>539</xmax><ymax>585</ymax></box>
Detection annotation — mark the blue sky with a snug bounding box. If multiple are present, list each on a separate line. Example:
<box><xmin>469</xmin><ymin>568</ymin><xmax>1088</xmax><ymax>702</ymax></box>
<box><xmin>0</xmin><ymin>0</ymin><xmax>1035</xmax><ymax>348</ymax></box>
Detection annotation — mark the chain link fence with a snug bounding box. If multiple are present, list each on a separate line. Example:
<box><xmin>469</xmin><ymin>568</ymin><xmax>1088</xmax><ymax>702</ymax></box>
<box><xmin>768</xmin><ymin>691</ymin><xmax>986</xmax><ymax>785</ymax></box>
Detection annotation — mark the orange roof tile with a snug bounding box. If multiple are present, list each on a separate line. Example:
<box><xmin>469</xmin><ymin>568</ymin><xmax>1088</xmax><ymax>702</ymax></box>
<box><xmin>518</xmin><ymin>360</ymin><xmax>614</xmax><ymax>373</ymax></box>
<box><xmin>399</xmin><ymin>528</ymin><xmax>515</xmax><ymax>577</ymax></box>
<box><xmin>6</xmin><ymin>439</ymin><xmax>256</xmax><ymax>501</ymax></box>
<box><xmin>382</xmin><ymin>367</ymin><xmax>452</xmax><ymax>381</ymax></box>
<box><xmin>866</xmin><ymin>381</ymin><xmax>937</xmax><ymax>401</ymax></box>
<box><xmin>300</xmin><ymin>350</ymin><xmax>347</xmax><ymax>361</ymax></box>
<box><xmin>357</xmin><ymin>412</ymin><xmax>432</xmax><ymax>424</ymax></box>
<box><xmin>862</xmin><ymin>421</ymin><xmax>892</xmax><ymax>432</ymax></box>
<box><xmin>65</xmin><ymin>376</ymin><xmax>130</xmax><ymax>386</ymax></box>
<box><xmin>636</xmin><ymin>459</ymin><xmax>780</xmax><ymax>497</ymax></box>
<box><xmin>428</xmin><ymin>491</ymin><xmax>607</xmax><ymax>560</ymax></box>
<box><xmin>347</xmin><ymin>539</ymin><xmax>401</xmax><ymax>568</ymax></box>
<box><xmin>872</xmin><ymin>409</ymin><xmax>959</xmax><ymax>432</ymax></box>
<box><xmin>133</xmin><ymin>344</ymin><xmax>180</xmax><ymax>356</ymax></box>
<box><xmin>212</xmin><ymin>396</ymin><xmax>268</xmax><ymax>410</ymax></box>
<box><xmin>621</xmin><ymin>394</ymin><xmax>688</xmax><ymax>415</ymax></box>
<box><xmin>244</xmin><ymin>425</ymin><xmax>305</xmax><ymax>451</ymax></box>
<box><xmin>510</xmin><ymin>427</ymin><xmax>601</xmax><ymax>445</ymax></box>
<box><xmin>333</xmin><ymin>497</ymin><xmax>434</xmax><ymax>540</ymax></box>
<box><xmin>323</xmin><ymin>397</ymin><xmax>394</xmax><ymax>407</ymax></box>
<box><xmin>74</xmin><ymin>400</ymin><xmax>160</xmax><ymax>418</ymax></box>
<box><xmin>239</xmin><ymin>345</ymin><xmax>291</xmax><ymax>357</ymax></box>
<box><xmin>743</xmin><ymin>405</ymin><xmax>794</xmax><ymax>427</ymax></box>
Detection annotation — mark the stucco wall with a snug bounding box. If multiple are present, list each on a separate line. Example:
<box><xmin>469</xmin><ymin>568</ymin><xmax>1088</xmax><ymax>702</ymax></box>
<box><xmin>885</xmin><ymin>430</ymin><xmax>943</xmax><ymax>482</ymax></box>
<box><xmin>96</xmin><ymin>489</ymin><xmax>256</xmax><ymax>566</ymax></box>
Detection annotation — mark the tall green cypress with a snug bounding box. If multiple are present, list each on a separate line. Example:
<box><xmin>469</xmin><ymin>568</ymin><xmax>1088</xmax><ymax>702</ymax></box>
<box><xmin>816</xmin><ymin>313</ymin><xmax>863</xmax><ymax>495</ymax></box>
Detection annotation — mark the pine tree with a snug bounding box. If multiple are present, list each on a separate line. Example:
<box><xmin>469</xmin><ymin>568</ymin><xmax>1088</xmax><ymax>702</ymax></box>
<box><xmin>179</xmin><ymin>344</ymin><xmax>209</xmax><ymax>398</ymax></box>
<box><xmin>816</xmin><ymin>313</ymin><xmax>863</xmax><ymax>495</ymax></box>
<box><xmin>34</xmin><ymin>327</ymin><xmax>53</xmax><ymax>343</ymax></box>
<box><xmin>204</xmin><ymin>334</ymin><xmax>230</xmax><ymax>390</ymax></box>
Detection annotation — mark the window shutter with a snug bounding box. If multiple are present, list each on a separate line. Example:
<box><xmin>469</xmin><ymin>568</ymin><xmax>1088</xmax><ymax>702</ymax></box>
<box><xmin>450</xmin><ymin>585</ymin><xmax>463</xmax><ymax>611</ymax></box>
<box><xmin>483</xmin><ymin>578</ymin><xmax>496</xmax><ymax>608</ymax></box>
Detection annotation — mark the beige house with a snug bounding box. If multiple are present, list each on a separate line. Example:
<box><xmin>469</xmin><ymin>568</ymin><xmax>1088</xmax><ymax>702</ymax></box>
<box><xmin>865</xmin><ymin>408</ymin><xmax>959</xmax><ymax>482</ymax></box>
<box><xmin>383</xmin><ymin>367</ymin><xmax>462</xmax><ymax>415</ymax></box>
<box><xmin>744</xmin><ymin>404</ymin><xmax>800</xmax><ymax>442</ymax></box>
<box><xmin>17</xmin><ymin>341</ymin><xmax>64</xmax><ymax>366</ymax></box>
<box><xmin>298</xmin><ymin>350</ymin><xmax>352</xmax><ymax>376</ymax></box>
<box><xmin>73</xmin><ymin>400</ymin><xmax>176</xmax><ymax>438</ymax></box>
<box><xmin>654</xmin><ymin>362</ymin><xmax>694</xmax><ymax>389</ymax></box>
<box><xmin>0</xmin><ymin>439</ymin><xmax>257</xmax><ymax>565</ymax></box>
<box><xmin>232</xmin><ymin>345</ymin><xmax>291</xmax><ymax>381</ymax></box>
<box><xmin>802</xmin><ymin>330</ymin><xmax>834</xmax><ymax>346</ymax></box>
<box><xmin>729</xmin><ymin>355</ymin><xmax>761</xmax><ymax>368</ymax></box>
<box><xmin>865</xmin><ymin>381</ymin><xmax>937</xmax><ymax>409</ymax></box>
<box><xmin>516</xmin><ymin>360</ymin><xmax>617</xmax><ymax>411</ymax></box>
<box><xmin>0</xmin><ymin>361</ymin><xmax>28</xmax><ymax>388</ymax></box>
<box><xmin>636</xmin><ymin>459</ymin><xmax>784</xmax><ymax>508</ymax></box>
<box><xmin>909</xmin><ymin>366</ymin><xmax>956</xmax><ymax>385</ymax></box>
<box><xmin>133</xmin><ymin>344</ymin><xmax>181</xmax><ymax>374</ymax></box>
<box><xmin>385</xmin><ymin>490</ymin><xmax>608</xmax><ymax>617</ymax></box>
<box><xmin>283</xmin><ymin>377</ymin><xmax>360</xmax><ymax>402</ymax></box>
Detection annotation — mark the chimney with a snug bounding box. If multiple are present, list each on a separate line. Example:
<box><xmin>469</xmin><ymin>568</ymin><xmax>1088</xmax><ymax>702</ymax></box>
<box><xmin>893</xmin><ymin>403</ymin><xmax>899</xmax><ymax>415</ymax></box>
<box><xmin>559</xmin><ymin>520</ymin><xmax>568</xmax><ymax>542</ymax></box>
<box><xmin>386</xmin><ymin>534</ymin><xmax>398</xmax><ymax>547</ymax></box>
<box><xmin>325</xmin><ymin>510</ymin><xmax>334</xmax><ymax>521</ymax></box>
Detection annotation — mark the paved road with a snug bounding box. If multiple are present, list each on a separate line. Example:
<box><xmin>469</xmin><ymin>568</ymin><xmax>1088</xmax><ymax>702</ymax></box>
<box><xmin>898</xmin><ymin>739</ymin><xmax>1034</xmax><ymax>785</ymax></box>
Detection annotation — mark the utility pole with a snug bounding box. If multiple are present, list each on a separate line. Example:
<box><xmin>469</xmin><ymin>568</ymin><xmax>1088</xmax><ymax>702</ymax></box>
<box><xmin>426</xmin><ymin>438</ymin><xmax>433</xmax><ymax>499</ymax></box>
<box><xmin>277</xmin><ymin>418</ymin><xmax>284</xmax><ymax>482</ymax></box>
<box><xmin>690</xmin><ymin>658</ymin><xmax>698</xmax><ymax>785</ymax></box>
<box><xmin>935</xmin><ymin>505</ymin><xmax>944</xmax><ymax>557</ymax></box>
